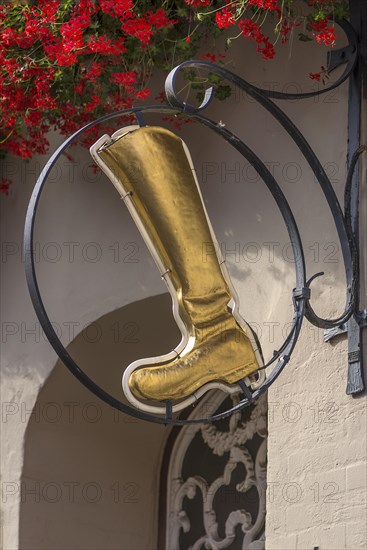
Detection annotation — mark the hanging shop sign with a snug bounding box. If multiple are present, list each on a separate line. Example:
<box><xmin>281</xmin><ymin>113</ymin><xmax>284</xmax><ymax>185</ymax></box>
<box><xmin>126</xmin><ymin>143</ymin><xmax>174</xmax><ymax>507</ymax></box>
<box><xmin>24</xmin><ymin>19</ymin><xmax>366</xmax><ymax>424</ymax></box>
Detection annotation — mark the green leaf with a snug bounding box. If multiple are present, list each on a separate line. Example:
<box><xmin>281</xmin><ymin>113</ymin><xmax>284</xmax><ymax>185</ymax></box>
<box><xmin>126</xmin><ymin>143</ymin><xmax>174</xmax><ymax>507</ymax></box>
<box><xmin>88</xmin><ymin>20</ymin><xmax>100</xmax><ymax>29</ymax></box>
<box><xmin>190</xmin><ymin>82</ymin><xmax>204</xmax><ymax>90</ymax></box>
<box><xmin>176</xmin><ymin>7</ymin><xmax>189</xmax><ymax>17</ymax></box>
<box><xmin>333</xmin><ymin>2</ymin><xmax>349</xmax><ymax>19</ymax></box>
<box><xmin>314</xmin><ymin>11</ymin><xmax>326</xmax><ymax>21</ymax></box>
<box><xmin>298</xmin><ymin>32</ymin><xmax>313</xmax><ymax>42</ymax></box>
<box><xmin>54</xmin><ymin>70</ymin><xmax>63</xmax><ymax>81</ymax></box>
<box><xmin>207</xmin><ymin>72</ymin><xmax>223</xmax><ymax>85</ymax></box>
<box><xmin>214</xmin><ymin>85</ymin><xmax>232</xmax><ymax>101</ymax></box>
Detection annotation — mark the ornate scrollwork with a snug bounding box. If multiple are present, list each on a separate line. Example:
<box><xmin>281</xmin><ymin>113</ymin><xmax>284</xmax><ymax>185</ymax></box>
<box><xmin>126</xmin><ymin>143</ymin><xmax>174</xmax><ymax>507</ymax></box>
<box><xmin>166</xmin><ymin>394</ymin><xmax>267</xmax><ymax>549</ymax></box>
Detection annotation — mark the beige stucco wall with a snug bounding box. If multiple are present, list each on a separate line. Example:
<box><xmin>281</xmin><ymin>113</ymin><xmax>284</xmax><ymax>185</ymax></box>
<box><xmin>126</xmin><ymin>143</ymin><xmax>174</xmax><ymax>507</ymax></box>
<box><xmin>1</xmin><ymin>25</ymin><xmax>366</xmax><ymax>550</ymax></box>
<box><xmin>262</xmin><ymin>54</ymin><xmax>367</xmax><ymax>550</ymax></box>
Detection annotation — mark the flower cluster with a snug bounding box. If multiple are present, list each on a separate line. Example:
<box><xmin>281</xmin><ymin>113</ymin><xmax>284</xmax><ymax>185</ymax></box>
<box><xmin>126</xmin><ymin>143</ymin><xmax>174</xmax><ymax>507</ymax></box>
<box><xmin>309</xmin><ymin>18</ymin><xmax>336</xmax><ymax>46</ymax></box>
<box><xmin>0</xmin><ymin>0</ymin><xmax>183</xmax><ymax>164</ymax></box>
<box><xmin>238</xmin><ymin>18</ymin><xmax>275</xmax><ymax>60</ymax></box>
<box><xmin>0</xmin><ymin>0</ymin><xmax>348</xmax><ymax>193</ymax></box>
<box><xmin>208</xmin><ymin>0</ymin><xmax>346</xmax><ymax>59</ymax></box>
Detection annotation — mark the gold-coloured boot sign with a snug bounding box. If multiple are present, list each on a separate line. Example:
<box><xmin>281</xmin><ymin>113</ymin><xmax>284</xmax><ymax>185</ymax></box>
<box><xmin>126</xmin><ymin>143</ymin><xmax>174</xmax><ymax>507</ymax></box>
<box><xmin>91</xmin><ymin>126</ymin><xmax>262</xmax><ymax>414</ymax></box>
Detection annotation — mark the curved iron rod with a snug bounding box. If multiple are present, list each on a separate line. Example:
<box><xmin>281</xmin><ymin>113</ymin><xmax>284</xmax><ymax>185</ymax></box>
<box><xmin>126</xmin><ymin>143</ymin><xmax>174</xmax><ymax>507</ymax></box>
<box><xmin>24</xmin><ymin>105</ymin><xmax>308</xmax><ymax>425</ymax></box>
<box><xmin>184</xmin><ymin>110</ymin><xmax>307</xmax><ymax>370</ymax></box>
<box><xmin>250</xmin><ymin>19</ymin><xmax>358</xmax><ymax>101</ymax></box>
<box><xmin>165</xmin><ymin>49</ymin><xmax>358</xmax><ymax>328</ymax></box>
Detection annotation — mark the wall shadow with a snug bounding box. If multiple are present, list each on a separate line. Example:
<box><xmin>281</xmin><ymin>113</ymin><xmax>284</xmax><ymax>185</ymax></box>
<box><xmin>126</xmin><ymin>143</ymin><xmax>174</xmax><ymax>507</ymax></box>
<box><xmin>19</xmin><ymin>294</ymin><xmax>179</xmax><ymax>550</ymax></box>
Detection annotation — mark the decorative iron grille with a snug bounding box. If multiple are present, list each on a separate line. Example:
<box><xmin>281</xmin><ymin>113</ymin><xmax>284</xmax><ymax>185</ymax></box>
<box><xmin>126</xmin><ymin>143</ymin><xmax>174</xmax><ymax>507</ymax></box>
<box><xmin>166</xmin><ymin>393</ymin><xmax>267</xmax><ymax>549</ymax></box>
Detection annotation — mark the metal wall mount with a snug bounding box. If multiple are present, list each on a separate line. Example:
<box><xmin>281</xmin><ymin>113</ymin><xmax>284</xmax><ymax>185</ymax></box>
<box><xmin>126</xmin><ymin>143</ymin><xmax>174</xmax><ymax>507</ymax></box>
<box><xmin>24</xmin><ymin>17</ymin><xmax>366</xmax><ymax>425</ymax></box>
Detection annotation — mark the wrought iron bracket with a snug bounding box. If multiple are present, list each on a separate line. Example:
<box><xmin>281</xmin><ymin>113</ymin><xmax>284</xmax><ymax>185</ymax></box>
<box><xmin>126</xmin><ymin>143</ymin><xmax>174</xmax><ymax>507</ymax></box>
<box><xmin>344</xmin><ymin>0</ymin><xmax>366</xmax><ymax>395</ymax></box>
<box><xmin>327</xmin><ymin>44</ymin><xmax>356</xmax><ymax>73</ymax></box>
<box><xmin>324</xmin><ymin>311</ymin><xmax>367</xmax><ymax>342</ymax></box>
<box><xmin>24</xmin><ymin>18</ymin><xmax>365</xmax><ymax>424</ymax></box>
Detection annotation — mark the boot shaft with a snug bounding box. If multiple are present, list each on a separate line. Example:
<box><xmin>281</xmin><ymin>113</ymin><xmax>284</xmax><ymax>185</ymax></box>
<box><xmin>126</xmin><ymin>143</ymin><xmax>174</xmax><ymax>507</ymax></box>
<box><xmin>97</xmin><ymin>126</ymin><xmax>232</xmax><ymax>328</ymax></box>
